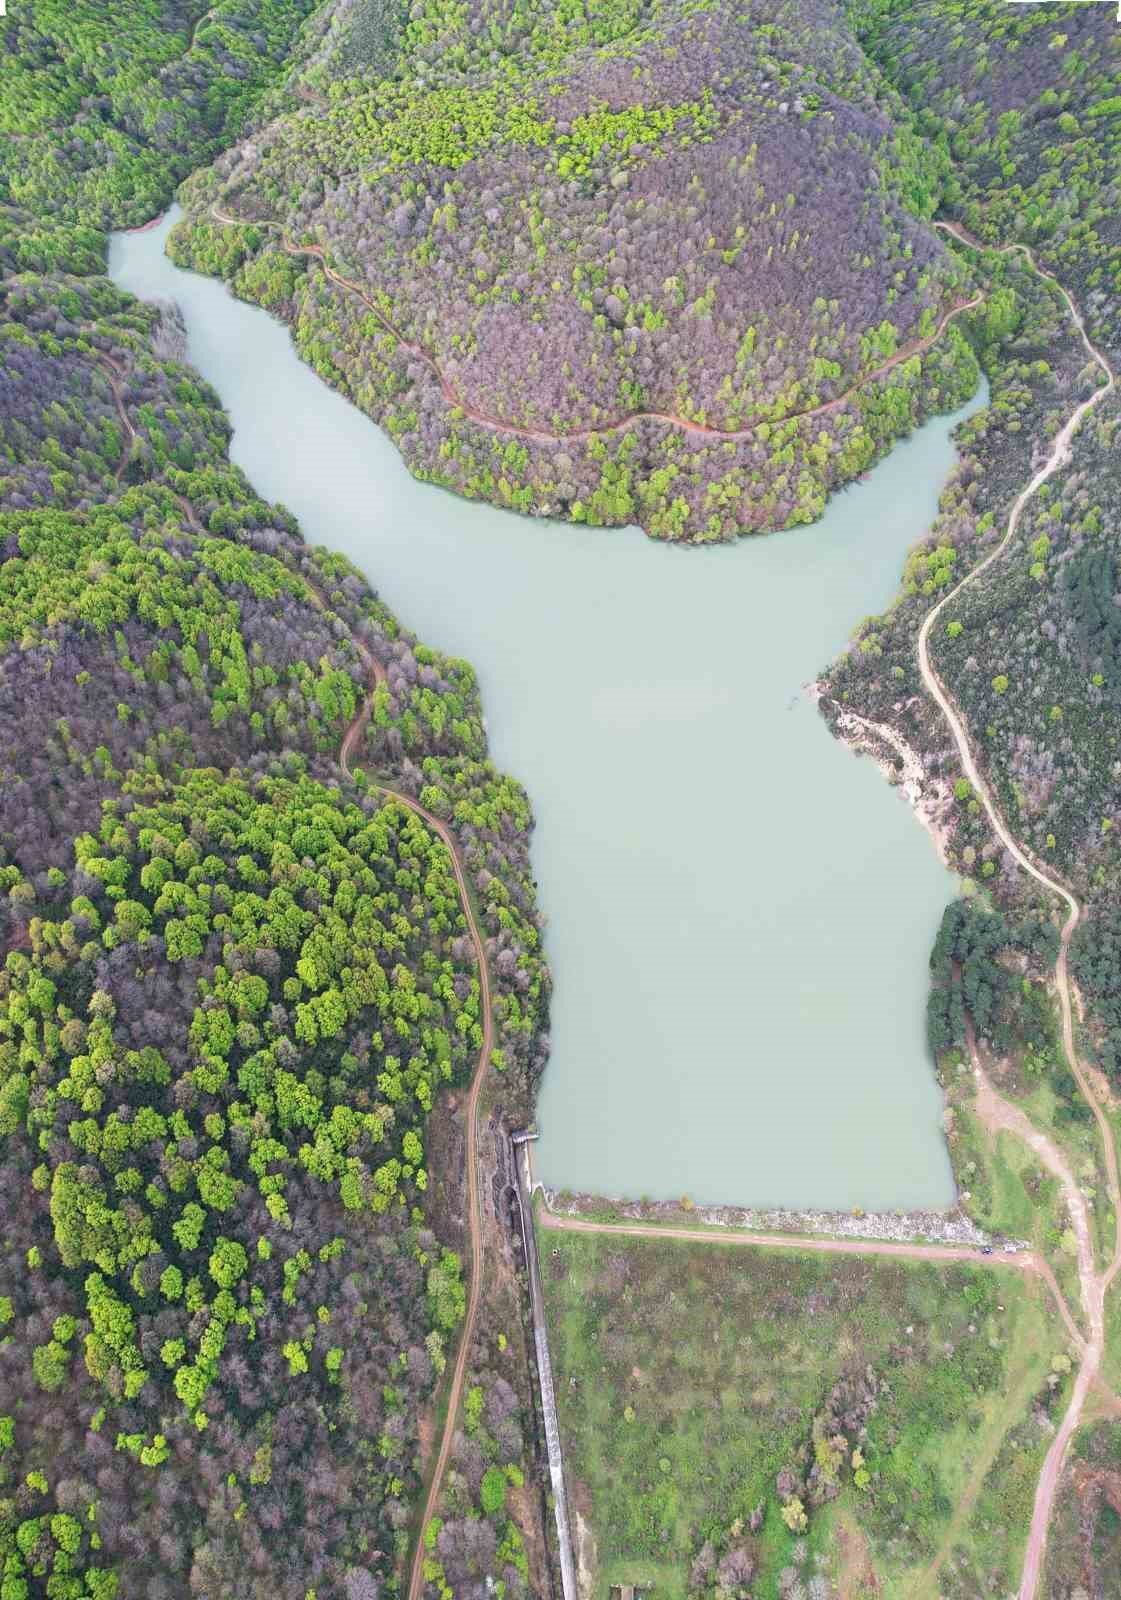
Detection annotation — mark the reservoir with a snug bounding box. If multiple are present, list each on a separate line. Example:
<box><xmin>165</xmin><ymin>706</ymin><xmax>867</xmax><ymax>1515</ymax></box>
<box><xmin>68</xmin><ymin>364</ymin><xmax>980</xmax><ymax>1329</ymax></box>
<box><xmin>112</xmin><ymin>209</ymin><xmax>982</xmax><ymax>1211</ymax></box>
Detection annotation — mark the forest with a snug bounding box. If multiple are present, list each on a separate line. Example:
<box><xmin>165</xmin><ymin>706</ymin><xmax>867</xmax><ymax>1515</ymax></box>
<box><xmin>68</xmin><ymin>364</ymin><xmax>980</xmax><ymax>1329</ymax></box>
<box><xmin>819</xmin><ymin>4</ymin><xmax>1121</xmax><ymax>1084</ymax></box>
<box><xmin>167</xmin><ymin>0</ymin><xmax>985</xmax><ymax>540</ymax></box>
<box><xmin>1</xmin><ymin>0</ymin><xmax>323</xmax><ymax>273</ymax></box>
<box><xmin>6</xmin><ymin>0</ymin><xmax>1121</xmax><ymax>1594</ymax></box>
<box><xmin>925</xmin><ymin>900</ymin><xmax>1058</xmax><ymax>1063</ymax></box>
<box><xmin>0</xmin><ymin>2</ymin><xmax>550</xmax><ymax>1596</ymax></box>
<box><xmin>809</xmin><ymin>8</ymin><xmax>1121</xmax><ymax>1588</ymax></box>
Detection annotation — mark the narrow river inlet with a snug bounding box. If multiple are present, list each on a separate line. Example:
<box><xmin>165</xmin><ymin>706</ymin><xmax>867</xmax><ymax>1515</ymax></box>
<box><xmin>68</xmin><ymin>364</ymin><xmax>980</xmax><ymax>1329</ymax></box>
<box><xmin>112</xmin><ymin>209</ymin><xmax>987</xmax><ymax>1211</ymax></box>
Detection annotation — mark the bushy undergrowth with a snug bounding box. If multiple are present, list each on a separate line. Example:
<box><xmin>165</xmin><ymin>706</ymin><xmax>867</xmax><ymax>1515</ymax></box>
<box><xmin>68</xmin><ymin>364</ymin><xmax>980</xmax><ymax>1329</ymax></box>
<box><xmin>171</xmin><ymin>0</ymin><xmax>983</xmax><ymax>540</ymax></box>
<box><xmin>542</xmin><ymin>1229</ymin><xmax>1062</xmax><ymax>1598</ymax></box>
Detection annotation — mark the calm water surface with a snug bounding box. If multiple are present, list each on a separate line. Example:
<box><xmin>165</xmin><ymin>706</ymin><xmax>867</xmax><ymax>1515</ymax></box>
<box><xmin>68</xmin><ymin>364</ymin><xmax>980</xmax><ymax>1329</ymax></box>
<box><xmin>111</xmin><ymin>209</ymin><xmax>984</xmax><ymax>1210</ymax></box>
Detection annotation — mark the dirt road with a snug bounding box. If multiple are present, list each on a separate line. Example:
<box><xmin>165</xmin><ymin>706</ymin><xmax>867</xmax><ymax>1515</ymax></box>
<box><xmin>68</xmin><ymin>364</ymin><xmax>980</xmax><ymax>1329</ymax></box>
<box><xmin>186</xmin><ymin>6</ymin><xmax>216</xmax><ymax>51</ymax></box>
<box><xmin>540</xmin><ymin>1206</ymin><xmax>1007</xmax><ymax>1263</ymax></box>
<box><xmin>209</xmin><ymin>203</ymin><xmax>979</xmax><ymax>447</ymax></box>
<box><xmin>922</xmin><ymin>220</ymin><xmax>1118</xmax><ymax>1600</ymax></box>
<box><xmin>392</xmin><ymin>781</ymin><xmax>492</xmax><ymax>1600</ymax></box>
<box><xmin>84</xmin><ymin>345</ymin><xmax>136</xmax><ymax>480</ymax></box>
<box><xmin>314</xmin><ymin>595</ymin><xmax>493</xmax><ymax>1600</ymax></box>
<box><xmin>973</xmin><ymin>1058</ymin><xmax>1100</xmax><ymax>1342</ymax></box>
<box><xmin>143</xmin><ymin>511</ymin><xmax>491</xmax><ymax>1600</ymax></box>
<box><xmin>928</xmin><ymin>224</ymin><xmax>1121</xmax><ymax>1261</ymax></box>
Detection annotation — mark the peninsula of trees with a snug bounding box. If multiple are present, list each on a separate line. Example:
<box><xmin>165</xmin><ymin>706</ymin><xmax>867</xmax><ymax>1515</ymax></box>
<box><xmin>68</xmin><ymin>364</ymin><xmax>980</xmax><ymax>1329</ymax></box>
<box><xmin>169</xmin><ymin>0</ymin><xmax>983</xmax><ymax>540</ymax></box>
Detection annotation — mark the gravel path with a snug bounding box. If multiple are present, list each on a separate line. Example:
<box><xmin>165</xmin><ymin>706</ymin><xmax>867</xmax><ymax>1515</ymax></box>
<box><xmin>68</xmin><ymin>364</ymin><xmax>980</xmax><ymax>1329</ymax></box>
<box><xmin>923</xmin><ymin>220</ymin><xmax>1118</xmax><ymax>1600</ymax></box>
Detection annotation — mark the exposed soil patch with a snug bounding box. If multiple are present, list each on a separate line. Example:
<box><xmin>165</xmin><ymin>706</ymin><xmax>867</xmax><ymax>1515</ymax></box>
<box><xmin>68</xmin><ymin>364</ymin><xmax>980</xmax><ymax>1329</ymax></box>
<box><xmin>571</xmin><ymin>1494</ymin><xmax>598</xmax><ymax>1600</ymax></box>
<box><xmin>835</xmin><ymin>1518</ymin><xmax>879</xmax><ymax>1600</ymax></box>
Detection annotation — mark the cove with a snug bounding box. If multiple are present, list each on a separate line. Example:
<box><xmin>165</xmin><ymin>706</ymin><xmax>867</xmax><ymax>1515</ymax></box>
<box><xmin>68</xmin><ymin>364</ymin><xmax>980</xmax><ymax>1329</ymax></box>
<box><xmin>111</xmin><ymin>208</ymin><xmax>985</xmax><ymax>1212</ymax></box>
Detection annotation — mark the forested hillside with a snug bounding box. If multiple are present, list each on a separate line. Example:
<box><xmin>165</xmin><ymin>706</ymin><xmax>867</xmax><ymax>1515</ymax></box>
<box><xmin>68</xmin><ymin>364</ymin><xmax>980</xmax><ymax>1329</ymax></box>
<box><xmin>7</xmin><ymin>0</ymin><xmax>1121</xmax><ymax>1595</ymax></box>
<box><xmin>0</xmin><ymin>3</ymin><xmax>548</xmax><ymax>1596</ymax></box>
<box><xmin>1</xmin><ymin>0</ymin><xmax>320</xmax><ymax>266</ymax></box>
<box><xmin>168</xmin><ymin>0</ymin><xmax>983</xmax><ymax>540</ymax></box>
<box><xmin>815</xmin><ymin>15</ymin><xmax>1121</xmax><ymax>1582</ymax></box>
<box><xmin>820</xmin><ymin>1</ymin><xmax>1121</xmax><ymax>1075</ymax></box>
<box><xmin>845</xmin><ymin>2</ymin><xmax>1121</xmax><ymax>1092</ymax></box>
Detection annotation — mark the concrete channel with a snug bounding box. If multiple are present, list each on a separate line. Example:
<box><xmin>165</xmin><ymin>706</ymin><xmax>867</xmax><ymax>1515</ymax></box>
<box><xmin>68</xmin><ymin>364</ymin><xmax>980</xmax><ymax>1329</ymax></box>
<box><xmin>511</xmin><ymin>1131</ymin><xmax>579</xmax><ymax>1600</ymax></box>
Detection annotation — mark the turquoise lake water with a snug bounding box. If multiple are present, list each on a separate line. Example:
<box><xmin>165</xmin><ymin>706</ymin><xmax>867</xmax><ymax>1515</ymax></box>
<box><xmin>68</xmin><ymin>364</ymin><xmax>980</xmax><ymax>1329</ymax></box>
<box><xmin>111</xmin><ymin>209</ymin><xmax>986</xmax><ymax>1209</ymax></box>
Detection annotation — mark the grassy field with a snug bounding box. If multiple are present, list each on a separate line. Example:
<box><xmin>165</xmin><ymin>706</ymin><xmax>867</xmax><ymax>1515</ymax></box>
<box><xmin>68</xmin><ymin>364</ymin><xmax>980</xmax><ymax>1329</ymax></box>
<box><xmin>939</xmin><ymin>1035</ymin><xmax>1118</xmax><ymax>1364</ymax></box>
<box><xmin>952</xmin><ymin>1105</ymin><xmax>1087</xmax><ymax>1329</ymax></box>
<box><xmin>541</xmin><ymin>1228</ymin><xmax>1067</xmax><ymax>1599</ymax></box>
<box><xmin>1013</xmin><ymin>1075</ymin><xmax>1114</xmax><ymax>1274</ymax></box>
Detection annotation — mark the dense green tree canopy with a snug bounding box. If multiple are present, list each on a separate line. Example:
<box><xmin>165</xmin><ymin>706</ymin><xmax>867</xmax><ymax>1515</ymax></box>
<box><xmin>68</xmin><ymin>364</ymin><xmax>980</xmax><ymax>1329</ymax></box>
<box><xmin>0</xmin><ymin>3</ymin><xmax>548</xmax><ymax>1596</ymax></box>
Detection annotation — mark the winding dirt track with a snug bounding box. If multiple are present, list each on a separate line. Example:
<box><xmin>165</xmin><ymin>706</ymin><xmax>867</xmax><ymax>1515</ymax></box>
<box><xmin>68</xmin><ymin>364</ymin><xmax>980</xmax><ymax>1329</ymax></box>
<box><xmin>319</xmin><ymin>614</ymin><xmax>492</xmax><ymax>1600</ymax></box>
<box><xmin>397</xmin><ymin>798</ymin><xmax>491</xmax><ymax>1600</ymax></box>
<box><xmin>87</xmin><ymin>347</ymin><xmax>136</xmax><ymax>480</ymax></box>
<box><xmin>133</xmin><ymin>447</ymin><xmax>488</xmax><ymax>1588</ymax></box>
<box><xmin>922</xmin><ymin>220</ymin><xmax>1119</xmax><ymax>1600</ymax></box>
<box><xmin>169</xmin><ymin>499</ymin><xmax>493</xmax><ymax>1599</ymax></box>
<box><xmin>210</xmin><ymin>204</ymin><xmax>979</xmax><ymax>446</ymax></box>
<box><xmin>186</xmin><ymin>5</ymin><xmax>216</xmax><ymax>51</ymax></box>
<box><xmin>973</xmin><ymin>1052</ymin><xmax>1099</xmax><ymax>1342</ymax></box>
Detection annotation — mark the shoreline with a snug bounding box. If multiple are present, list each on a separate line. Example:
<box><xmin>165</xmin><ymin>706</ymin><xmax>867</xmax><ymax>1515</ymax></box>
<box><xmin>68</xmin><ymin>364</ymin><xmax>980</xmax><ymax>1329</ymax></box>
<box><xmin>524</xmin><ymin>684</ymin><xmax>973</xmax><ymax>1257</ymax></box>
<box><xmin>809</xmin><ymin>679</ymin><xmax>958</xmax><ymax>869</ymax></box>
<box><xmin>528</xmin><ymin>1125</ymin><xmax>991</xmax><ymax>1249</ymax></box>
<box><xmin>538</xmin><ymin>1187</ymin><xmax>993</xmax><ymax>1247</ymax></box>
<box><xmin>126</xmin><ymin>211</ymin><xmax>166</xmax><ymax>235</ymax></box>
